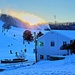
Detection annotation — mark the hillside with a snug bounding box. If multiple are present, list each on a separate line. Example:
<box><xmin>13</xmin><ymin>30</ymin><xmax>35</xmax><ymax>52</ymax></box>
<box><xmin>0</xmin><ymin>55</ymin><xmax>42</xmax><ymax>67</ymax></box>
<box><xmin>0</xmin><ymin>20</ymin><xmax>35</xmax><ymax>61</ymax></box>
<box><xmin>0</xmin><ymin>14</ymin><xmax>50</xmax><ymax>30</ymax></box>
<box><xmin>0</xmin><ymin>14</ymin><xmax>30</xmax><ymax>29</ymax></box>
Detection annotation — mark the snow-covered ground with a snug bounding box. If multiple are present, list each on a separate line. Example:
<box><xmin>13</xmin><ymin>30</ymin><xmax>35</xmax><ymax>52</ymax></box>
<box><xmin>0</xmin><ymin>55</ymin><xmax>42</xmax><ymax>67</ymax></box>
<box><xmin>1</xmin><ymin>20</ymin><xmax>75</xmax><ymax>75</ymax></box>
<box><xmin>1</xmin><ymin>54</ymin><xmax>75</xmax><ymax>75</ymax></box>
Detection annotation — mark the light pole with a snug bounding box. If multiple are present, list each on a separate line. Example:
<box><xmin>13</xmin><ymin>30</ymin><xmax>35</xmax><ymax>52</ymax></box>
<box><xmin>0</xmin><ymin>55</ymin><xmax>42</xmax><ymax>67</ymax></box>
<box><xmin>34</xmin><ymin>32</ymin><xmax>37</xmax><ymax>63</ymax></box>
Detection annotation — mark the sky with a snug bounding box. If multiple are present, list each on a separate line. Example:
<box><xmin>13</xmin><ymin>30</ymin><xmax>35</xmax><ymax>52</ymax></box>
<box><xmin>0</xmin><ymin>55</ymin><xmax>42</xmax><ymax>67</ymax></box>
<box><xmin>0</xmin><ymin>0</ymin><xmax>75</xmax><ymax>24</ymax></box>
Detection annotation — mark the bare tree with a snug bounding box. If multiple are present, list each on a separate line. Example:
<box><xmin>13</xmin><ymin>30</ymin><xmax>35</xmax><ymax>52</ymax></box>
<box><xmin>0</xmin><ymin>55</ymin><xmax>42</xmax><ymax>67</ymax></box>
<box><xmin>37</xmin><ymin>31</ymin><xmax>43</xmax><ymax>38</ymax></box>
<box><xmin>60</xmin><ymin>40</ymin><xmax>75</xmax><ymax>54</ymax></box>
<box><xmin>23</xmin><ymin>30</ymin><xmax>33</xmax><ymax>44</ymax></box>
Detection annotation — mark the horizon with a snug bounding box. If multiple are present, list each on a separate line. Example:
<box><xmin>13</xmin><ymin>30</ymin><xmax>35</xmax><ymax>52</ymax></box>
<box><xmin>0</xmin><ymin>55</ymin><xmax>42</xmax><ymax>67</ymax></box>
<box><xmin>1</xmin><ymin>13</ymin><xmax>75</xmax><ymax>25</ymax></box>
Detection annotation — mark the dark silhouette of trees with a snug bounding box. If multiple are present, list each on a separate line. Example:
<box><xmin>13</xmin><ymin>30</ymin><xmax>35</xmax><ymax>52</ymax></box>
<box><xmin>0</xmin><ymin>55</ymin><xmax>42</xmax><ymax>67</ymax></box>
<box><xmin>2</xmin><ymin>23</ymin><xmax>11</xmax><ymax>29</ymax></box>
<box><xmin>37</xmin><ymin>31</ymin><xmax>43</xmax><ymax>38</ymax></box>
<box><xmin>69</xmin><ymin>40</ymin><xmax>75</xmax><ymax>54</ymax></box>
<box><xmin>23</xmin><ymin>30</ymin><xmax>33</xmax><ymax>44</ymax></box>
<box><xmin>60</xmin><ymin>40</ymin><xmax>75</xmax><ymax>54</ymax></box>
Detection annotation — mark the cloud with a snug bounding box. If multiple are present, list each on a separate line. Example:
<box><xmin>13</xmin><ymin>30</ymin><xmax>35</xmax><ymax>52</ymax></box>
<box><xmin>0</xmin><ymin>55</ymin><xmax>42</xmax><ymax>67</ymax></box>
<box><xmin>4</xmin><ymin>9</ymin><xmax>47</xmax><ymax>26</ymax></box>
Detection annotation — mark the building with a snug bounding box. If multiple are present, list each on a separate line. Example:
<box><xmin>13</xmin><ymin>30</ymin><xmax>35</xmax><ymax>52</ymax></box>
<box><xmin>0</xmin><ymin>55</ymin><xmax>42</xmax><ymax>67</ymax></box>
<box><xmin>37</xmin><ymin>30</ymin><xmax>75</xmax><ymax>61</ymax></box>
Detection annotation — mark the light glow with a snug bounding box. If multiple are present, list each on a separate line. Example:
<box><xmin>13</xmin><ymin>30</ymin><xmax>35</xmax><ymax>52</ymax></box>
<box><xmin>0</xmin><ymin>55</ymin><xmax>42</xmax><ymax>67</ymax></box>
<box><xmin>5</xmin><ymin>10</ymin><xmax>46</xmax><ymax>26</ymax></box>
<box><xmin>0</xmin><ymin>9</ymin><xmax>2</xmax><ymax>14</ymax></box>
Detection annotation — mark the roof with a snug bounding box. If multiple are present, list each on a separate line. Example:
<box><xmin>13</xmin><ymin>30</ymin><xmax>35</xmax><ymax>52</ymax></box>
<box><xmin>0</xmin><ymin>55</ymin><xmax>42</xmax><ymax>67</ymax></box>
<box><xmin>55</xmin><ymin>30</ymin><xmax>75</xmax><ymax>39</ymax></box>
<box><xmin>38</xmin><ymin>30</ymin><xmax>75</xmax><ymax>40</ymax></box>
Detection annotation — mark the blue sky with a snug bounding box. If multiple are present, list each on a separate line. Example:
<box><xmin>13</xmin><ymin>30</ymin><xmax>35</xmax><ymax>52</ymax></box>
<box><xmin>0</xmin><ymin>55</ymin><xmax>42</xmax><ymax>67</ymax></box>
<box><xmin>0</xmin><ymin>0</ymin><xmax>75</xmax><ymax>23</ymax></box>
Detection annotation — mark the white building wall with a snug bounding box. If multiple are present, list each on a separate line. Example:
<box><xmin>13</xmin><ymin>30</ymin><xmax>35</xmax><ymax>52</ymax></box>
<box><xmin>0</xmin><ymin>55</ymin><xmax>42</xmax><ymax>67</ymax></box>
<box><xmin>37</xmin><ymin>30</ymin><xmax>71</xmax><ymax>61</ymax></box>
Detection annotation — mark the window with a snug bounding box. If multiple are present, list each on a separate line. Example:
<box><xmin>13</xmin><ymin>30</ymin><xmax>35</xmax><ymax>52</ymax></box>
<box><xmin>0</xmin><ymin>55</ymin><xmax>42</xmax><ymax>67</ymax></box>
<box><xmin>51</xmin><ymin>41</ymin><xmax>55</xmax><ymax>47</ymax></box>
<box><xmin>40</xmin><ymin>55</ymin><xmax>44</xmax><ymax>59</ymax></box>
<box><xmin>39</xmin><ymin>42</ymin><xmax>44</xmax><ymax>46</ymax></box>
<box><xmin>60</xmin><ymin>41</ymin><xmax>67</xmax><ymax>50</ymax></box>
<box><xmin>63</xmin><ymin>41</ymin><xmax>67</xmax><ymax>45</ymax></box>
<box><xmin>47</xmin><ymin>55</ymin><xmax>50</xmax><ymax>60</ymax></box>
<box><xmin>70</xmin><ymin>40</ymin><xmax>73</xmax><ymax>44</ymax></box>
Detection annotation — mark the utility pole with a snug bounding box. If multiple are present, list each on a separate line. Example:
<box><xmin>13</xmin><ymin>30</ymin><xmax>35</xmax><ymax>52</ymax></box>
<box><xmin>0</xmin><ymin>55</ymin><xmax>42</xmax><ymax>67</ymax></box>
<box><xmin>54</xmin><ymin>15</ymin><xmax>56</xmax><ymax>25</ymax></box>
<box><xmin>34</xmin><ymin>32</ymin><xmax>37</xmax><ymax>63</ymax></box>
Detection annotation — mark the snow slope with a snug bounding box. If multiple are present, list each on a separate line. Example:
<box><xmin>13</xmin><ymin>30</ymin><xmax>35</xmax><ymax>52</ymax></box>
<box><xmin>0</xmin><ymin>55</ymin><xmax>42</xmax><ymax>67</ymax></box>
<box><xmin>0</xmin><ymin>20</ymin><xmax>35</xmax><ymax>60</ymax></box>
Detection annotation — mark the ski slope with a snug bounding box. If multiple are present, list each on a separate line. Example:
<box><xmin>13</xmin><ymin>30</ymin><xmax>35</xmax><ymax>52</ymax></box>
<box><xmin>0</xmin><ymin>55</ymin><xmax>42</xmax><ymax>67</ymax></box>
<box><xmin>0</xmin><ymin>20</ymin><xmax>35</xmax><ymax>61</ymax></box>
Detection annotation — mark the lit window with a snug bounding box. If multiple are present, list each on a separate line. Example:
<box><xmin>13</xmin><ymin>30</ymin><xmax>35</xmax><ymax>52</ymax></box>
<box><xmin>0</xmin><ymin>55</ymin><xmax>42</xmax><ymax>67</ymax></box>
<box><xmin>40</xmin><ymin>55</ymin><xmax>44</xmax><ymax>59</ymax></box>
<box><xmin>39</xmin><ymin>42</ymin><xmax>44</xmax><ymax>46</ymax></box>
<box><xmin>51</xmin><ymin>41</ymin><xmax>55</xmax><ymax>47</ymax></box>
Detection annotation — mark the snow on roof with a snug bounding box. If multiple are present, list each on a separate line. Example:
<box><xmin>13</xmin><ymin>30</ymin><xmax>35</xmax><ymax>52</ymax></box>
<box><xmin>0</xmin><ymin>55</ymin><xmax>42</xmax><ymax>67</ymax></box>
<box><xmin>54</xmin><ymin>30</ymin><xmax>75</xmax><ymax>39</ymax></box>
<box><xmin>38</xmin><ymin>30</ymin><xmax>75</xmax><ymax>40</ymax></box>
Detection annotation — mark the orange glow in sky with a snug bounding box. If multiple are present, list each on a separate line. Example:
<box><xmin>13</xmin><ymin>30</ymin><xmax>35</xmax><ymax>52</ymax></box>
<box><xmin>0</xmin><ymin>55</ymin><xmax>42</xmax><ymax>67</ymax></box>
<box><xmin>5</xmin><ymin>10</ymin><xmax>46</xmax><ymax>26</ymax></box>
<box><xmin>0</xmin><ymin>9</ymin><xmax>2</xmax><ymax>14</ymax></box>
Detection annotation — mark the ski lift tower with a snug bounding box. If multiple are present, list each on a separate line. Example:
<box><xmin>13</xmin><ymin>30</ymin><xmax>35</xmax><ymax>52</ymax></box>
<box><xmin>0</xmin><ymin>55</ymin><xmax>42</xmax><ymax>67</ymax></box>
<box><xmin>54</xmin><ymin>15</ymin><xmax>56</xmax><ymax>25</ymax></box>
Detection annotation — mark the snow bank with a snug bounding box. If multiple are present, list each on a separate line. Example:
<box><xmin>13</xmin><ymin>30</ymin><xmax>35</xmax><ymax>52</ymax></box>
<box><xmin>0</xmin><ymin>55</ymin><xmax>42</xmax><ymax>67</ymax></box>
<box><xmin>1</xmin><ymin>59</ymin><xmax>75</xmax><ymax>75</ymax></box>
<box><xmin>64</xmin><ymin>54</ymin><xmax>75</xmax><ymax>63</ymax></box>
